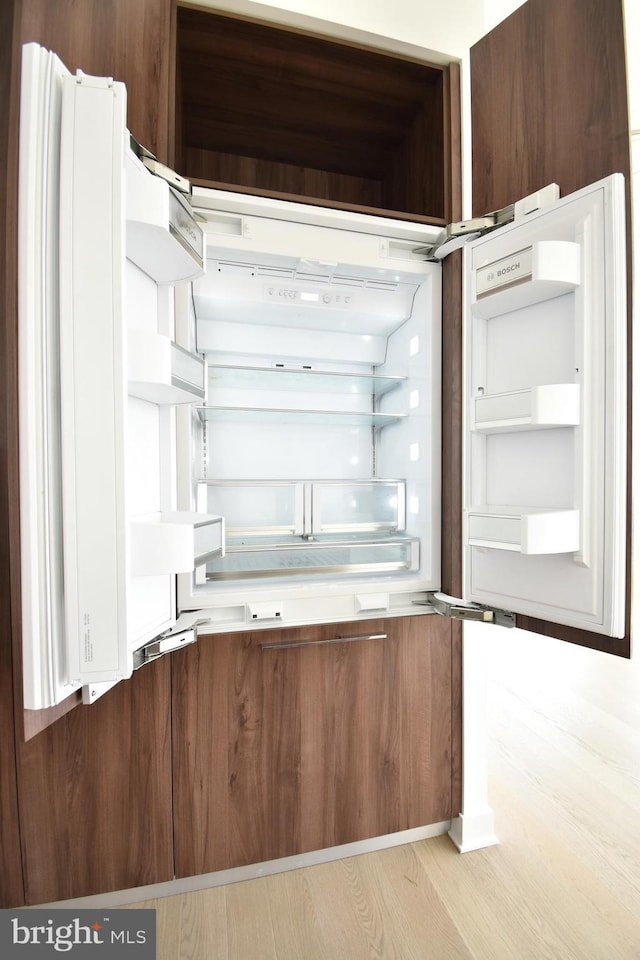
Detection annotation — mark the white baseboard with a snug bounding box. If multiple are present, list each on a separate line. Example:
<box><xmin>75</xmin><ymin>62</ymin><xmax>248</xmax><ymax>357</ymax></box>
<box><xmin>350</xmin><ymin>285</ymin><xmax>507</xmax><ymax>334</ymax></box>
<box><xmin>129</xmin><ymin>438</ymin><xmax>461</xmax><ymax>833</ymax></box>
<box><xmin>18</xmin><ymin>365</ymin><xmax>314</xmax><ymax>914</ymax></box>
<box><xmin>448</xmin><ymin>810</ymin><xmax>499</xmax><ymax>853</ymax></box>
<box><xmin>35</xmin><ymin>820</ymin><xmax>452</xmax><ymax>909</ymax></box>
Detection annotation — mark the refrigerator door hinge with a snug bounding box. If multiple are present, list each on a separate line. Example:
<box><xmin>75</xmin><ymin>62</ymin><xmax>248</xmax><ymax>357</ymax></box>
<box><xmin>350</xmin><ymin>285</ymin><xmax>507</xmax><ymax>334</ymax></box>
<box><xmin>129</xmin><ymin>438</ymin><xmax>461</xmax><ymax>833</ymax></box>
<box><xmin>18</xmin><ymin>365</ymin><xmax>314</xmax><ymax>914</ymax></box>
<box><xmin>129</xmin><ymin>133</ymin><xmax>192</xmax><ymax>195</ymax></box>
<box><xmin>417</xmin><ymin>184</ymin><xmax>560</xmax><ymax>261</ymax></box>
<box><xmin>134</xmin><ymin>611</ymin><xmax>210</xmax><ymax>668</ymax></box>
<box><xmin>422</xmin><ymin>592</ymin><xmax>516</xmax><ymax>628</ymax></box>
<box><xmin>82</xmin><ymin>612</ymin><xmax>210</xmax><ymax>703</ymax></box>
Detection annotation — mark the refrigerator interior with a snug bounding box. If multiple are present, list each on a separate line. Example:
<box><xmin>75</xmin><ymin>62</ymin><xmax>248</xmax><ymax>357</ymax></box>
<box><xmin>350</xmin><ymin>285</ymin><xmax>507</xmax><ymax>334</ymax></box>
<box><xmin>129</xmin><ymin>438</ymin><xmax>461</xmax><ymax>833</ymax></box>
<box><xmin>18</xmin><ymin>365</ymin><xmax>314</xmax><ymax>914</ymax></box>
<box><xmin>176</xmin><ymin>200</ymin><xmax>443</xmax><ymax>627</ymax></box>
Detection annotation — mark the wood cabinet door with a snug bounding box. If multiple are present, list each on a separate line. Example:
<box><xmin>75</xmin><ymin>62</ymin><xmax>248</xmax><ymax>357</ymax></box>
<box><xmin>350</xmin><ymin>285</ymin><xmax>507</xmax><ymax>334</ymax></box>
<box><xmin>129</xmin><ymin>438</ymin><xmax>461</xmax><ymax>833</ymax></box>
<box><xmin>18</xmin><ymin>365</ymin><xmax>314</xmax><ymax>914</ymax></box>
<box><xmin>17</xmin><ymin>661</ymin><xmax>174</xmax><ymax>905</ymax></box>
<box><xmin>172</xmin><ymin>616</ymin><xmax>453</xmax><ymax>877</ymax></box>
<box><xmin>469</xmin><ymin>0</ymin><xmax>631</xmax><ymax>657</ymax></box>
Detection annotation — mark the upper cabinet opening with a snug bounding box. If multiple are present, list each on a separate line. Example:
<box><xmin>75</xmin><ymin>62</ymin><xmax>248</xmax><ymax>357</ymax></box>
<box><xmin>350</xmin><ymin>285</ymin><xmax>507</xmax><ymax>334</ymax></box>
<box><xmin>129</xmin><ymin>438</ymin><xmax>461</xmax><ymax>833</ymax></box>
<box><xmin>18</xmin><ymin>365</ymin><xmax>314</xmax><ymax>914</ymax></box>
<box><xmin>175</xmin><ymin>6</ymin><xmax>453</xmax><ymax>223</ymax></box>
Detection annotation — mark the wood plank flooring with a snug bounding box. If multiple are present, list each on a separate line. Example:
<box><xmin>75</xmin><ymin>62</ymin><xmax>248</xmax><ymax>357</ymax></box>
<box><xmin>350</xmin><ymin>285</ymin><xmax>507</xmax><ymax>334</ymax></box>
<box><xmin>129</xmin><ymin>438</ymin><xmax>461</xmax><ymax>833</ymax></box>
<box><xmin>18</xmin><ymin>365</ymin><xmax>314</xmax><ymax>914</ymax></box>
<box><xmin>125</xmin><ymin>630</ymin><xmax>640</xmax><ymax>958</ymax></box>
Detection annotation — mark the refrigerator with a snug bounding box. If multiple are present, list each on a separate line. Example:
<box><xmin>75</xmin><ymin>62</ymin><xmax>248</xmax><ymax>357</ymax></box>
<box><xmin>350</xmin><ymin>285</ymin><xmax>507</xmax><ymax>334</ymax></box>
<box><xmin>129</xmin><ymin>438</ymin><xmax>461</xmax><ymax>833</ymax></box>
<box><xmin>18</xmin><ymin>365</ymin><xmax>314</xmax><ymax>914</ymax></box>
<box><xmin>19</xmin><ymin>41</ymin><xmax>627</xmax><ymax>711</ymax></box>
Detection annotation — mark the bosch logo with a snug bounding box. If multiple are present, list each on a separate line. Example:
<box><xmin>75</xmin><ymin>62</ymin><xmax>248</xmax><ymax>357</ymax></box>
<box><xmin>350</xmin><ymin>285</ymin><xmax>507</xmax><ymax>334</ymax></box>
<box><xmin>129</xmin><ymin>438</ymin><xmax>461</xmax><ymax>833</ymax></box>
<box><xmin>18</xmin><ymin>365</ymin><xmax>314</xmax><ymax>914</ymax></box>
<box><xmin>497</xmin><ymin>262</ymin><xmax>520</xmax><ymax>276</ymax></box>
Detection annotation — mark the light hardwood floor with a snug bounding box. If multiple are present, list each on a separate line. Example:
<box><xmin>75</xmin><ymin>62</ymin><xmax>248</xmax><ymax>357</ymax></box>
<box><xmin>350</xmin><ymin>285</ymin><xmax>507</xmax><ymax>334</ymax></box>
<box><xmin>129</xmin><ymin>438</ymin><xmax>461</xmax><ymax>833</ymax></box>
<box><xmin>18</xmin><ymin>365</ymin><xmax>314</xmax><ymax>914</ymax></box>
<box><xmin>126</xmin><ymin>630</ymin><xmax>640</xmax><ymax>959</ymax></box>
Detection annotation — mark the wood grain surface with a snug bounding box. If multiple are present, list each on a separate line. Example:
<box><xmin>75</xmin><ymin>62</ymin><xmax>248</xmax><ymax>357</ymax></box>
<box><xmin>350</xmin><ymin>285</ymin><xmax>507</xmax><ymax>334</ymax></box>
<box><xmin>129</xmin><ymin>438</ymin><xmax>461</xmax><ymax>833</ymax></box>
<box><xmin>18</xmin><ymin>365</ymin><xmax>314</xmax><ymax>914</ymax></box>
<box><xmin>172</xmin><ymin>616</ymin><xmax>453</xmax><ymax>877</ymax></box>
<box><xmin>19</xmin><ymin>0</ymin><xmax>175</xmax><ymax>162</ymax></box>
<box><xmin>176</xmin><ymin>7</ymin><xmax>448</xmax><ymax>216</ymax></box>
<box><xmin>17</xmin><ymin>658</ymin><xmax>174</xmax><ymax>905</ymax></box>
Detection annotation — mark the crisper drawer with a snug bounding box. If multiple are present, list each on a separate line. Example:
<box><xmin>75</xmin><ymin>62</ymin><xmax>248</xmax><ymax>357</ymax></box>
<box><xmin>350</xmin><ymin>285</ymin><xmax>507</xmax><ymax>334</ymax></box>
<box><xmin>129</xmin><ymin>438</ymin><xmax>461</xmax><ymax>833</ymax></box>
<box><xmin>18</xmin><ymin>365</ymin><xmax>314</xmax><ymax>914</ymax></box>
<box><xmin>204</xmin><ymin>481</ymin><xmax>304</xmax><ymax>536</ymax></box>
<box><xmin>312</xmin><ymin>481</ymin><xmax>405</xmax><ymax>534</ymax></box>
<box><xmin>205</xmin><ymin>535</ymin><xmax>419</xmax><ymax>581</ymax></box>
<box><xmin>202</xmin><ymin>479</ymin><xmax>405</xmax><ymax>538</ymax></box>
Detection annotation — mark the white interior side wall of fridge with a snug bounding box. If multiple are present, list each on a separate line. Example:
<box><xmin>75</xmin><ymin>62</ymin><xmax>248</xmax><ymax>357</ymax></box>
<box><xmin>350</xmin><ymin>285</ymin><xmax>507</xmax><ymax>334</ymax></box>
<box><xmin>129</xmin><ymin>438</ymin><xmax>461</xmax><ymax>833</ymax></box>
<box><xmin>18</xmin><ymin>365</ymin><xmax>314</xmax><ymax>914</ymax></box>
<box><xmin>377</xmin><ymin>279</ymin><xmax>442</xmax><ymax>586</ymax></box>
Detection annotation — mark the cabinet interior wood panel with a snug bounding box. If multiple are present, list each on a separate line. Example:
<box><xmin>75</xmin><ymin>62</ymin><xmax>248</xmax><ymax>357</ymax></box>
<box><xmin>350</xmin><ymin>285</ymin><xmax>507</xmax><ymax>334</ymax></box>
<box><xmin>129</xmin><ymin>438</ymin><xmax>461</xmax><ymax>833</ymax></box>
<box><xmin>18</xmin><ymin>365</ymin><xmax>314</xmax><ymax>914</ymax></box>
<box><xmin>470</xmin><ymin>0</ymin><xmax>631</xmax><ymax>657</ymax></box>
<box><xmin>184</xmin><ymin>147</ymin><xmax>385</xmax><ymax>210</ymax></box>
<box><xmin>175</xmin><ymin>7</ymin><xmax>449</xmax><ymax>218</ymax></box>
<box><xmin>17</xmin><ymin>659</ymin><xmax>174</xmax><ymax>905</ymax></box>
<box><xmin>172</xmin><ymin>617</ymin><xmax>453</xmax><ymax>877</ymax></box>
<box><xmin>1</xmin><ymin>0</ymin><xmax>26</xmax><ymax>910</ymax></box>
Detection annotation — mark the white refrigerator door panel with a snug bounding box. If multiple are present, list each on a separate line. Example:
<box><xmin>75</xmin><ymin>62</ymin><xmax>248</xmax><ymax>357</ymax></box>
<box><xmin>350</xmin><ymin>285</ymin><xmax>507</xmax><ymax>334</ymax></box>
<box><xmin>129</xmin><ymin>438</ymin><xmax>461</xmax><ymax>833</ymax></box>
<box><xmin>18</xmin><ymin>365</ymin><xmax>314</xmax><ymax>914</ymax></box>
<box><xmin>463</xmin><ymin>175</ymin><xmax>627</xmax><ymax>637</ymax></box>
<box><xmin>58</xmin><ymin>68</ymin><xmax>131</xmax><ymax>682</ymax></box>
<box><xmin>19</xmin><ymin>44</ymin><xmax>208</xmax><ymax>709</ymax></box>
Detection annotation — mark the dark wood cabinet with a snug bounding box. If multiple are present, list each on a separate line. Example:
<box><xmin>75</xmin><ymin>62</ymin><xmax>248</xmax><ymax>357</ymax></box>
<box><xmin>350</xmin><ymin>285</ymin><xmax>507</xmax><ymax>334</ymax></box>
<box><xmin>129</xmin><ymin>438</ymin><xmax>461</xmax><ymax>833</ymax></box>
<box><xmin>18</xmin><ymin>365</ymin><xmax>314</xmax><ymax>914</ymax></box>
<box><xmin>17</xmin><ymin>660</ymin><xmax>174</xmax><ymax>905</ymax></box>
<box><xmin>172</xmin><ymin>616</ymin><xmax>453</xmax><ymax>876</ymax></box>
<box><xmin>175</xmin><ymin>7</ymin><xmax>460</xmax><ymax>223</ymax></box>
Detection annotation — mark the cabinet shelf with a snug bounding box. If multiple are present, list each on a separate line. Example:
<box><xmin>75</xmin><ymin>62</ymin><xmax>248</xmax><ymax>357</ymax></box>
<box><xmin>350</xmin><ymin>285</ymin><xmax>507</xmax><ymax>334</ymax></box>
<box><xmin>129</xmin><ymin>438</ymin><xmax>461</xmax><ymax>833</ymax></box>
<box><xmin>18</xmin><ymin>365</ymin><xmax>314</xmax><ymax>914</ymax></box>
<box><xmin>472</xmin><ymin>383</ymin><xmax>580</xmax><ymax>433</ymax></box>
<box><xmin>197</xmin><ymin>406</ymin><xmax>405</xmax><ymax>429</ymax></box>
<box><xmin>472</xmin><ymin>241</ymin><xmax>581</xmax><ymax>319</ymax></box>
<box><xmin>208</xmin><ymin>364</ymin><xmax>405</xmax><ymax>399</ymax></box>
<box><xmin>466</xmin><ymin>507</ymin><xmax>579</xmax><ymax>555</ymax></box>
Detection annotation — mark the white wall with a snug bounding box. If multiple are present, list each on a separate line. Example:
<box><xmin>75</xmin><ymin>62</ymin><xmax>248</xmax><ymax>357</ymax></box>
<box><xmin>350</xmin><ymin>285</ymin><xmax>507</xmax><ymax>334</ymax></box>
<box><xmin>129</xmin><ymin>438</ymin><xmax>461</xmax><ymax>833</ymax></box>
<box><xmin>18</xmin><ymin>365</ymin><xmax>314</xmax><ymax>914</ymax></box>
<box><xmin>189</xmin><ymin>0</ymin><xmax>487</xmax><ymax>58</ymax></box>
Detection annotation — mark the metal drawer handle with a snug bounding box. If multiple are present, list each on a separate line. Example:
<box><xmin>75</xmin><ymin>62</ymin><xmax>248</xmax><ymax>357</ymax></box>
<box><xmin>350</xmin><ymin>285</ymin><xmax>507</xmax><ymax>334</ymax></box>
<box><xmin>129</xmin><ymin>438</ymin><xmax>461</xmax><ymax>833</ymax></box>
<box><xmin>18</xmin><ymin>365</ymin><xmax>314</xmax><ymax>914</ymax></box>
<box><xmin>260</xmin><ymin>632</ymin><xmax>387</xmax><ymax>651</ymax></box>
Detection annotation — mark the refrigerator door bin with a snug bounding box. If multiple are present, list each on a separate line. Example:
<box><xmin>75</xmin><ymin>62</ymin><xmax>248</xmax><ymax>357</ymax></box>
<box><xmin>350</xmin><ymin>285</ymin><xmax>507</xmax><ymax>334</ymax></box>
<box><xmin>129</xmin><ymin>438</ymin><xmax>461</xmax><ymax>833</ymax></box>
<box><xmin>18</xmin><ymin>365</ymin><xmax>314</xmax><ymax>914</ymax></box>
<box><xmin>126</xmin><ymin>148</ymin><xmax>204</xmax><ymax>283</ymax></box>
<box><xmin>128</xmin><ymin>330</ymin><xmax>205</xmax><ymax>404</ymax></box>
<box><xmin>472</xmin><ymin>384</ymin><xmax>580</xmax><ymax>433</ymax></box>
<box><xmin>130</xmin><ymin>512</ymin><xmax>224</xmax><ymax>576</ymax></box>
<box><xmin>471</xmin><ymin>240</ymin><xmax>581</xmax><ymax>319</ymax></box>
<box><xmin>466</xmin><ymin>507</ymin><xmax>580</xmax><ymax>554</ymax></box>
